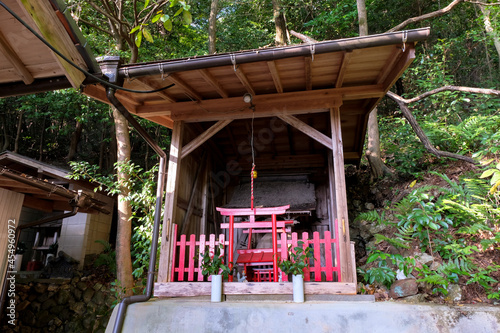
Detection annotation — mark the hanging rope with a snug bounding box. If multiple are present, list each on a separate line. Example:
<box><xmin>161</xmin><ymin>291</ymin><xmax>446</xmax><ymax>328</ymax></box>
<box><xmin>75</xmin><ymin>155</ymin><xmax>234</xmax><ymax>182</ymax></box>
<box><xmin>250</xmin><ymin>107</ymin><xmax>256</xmax><ymax>210</ymax></box>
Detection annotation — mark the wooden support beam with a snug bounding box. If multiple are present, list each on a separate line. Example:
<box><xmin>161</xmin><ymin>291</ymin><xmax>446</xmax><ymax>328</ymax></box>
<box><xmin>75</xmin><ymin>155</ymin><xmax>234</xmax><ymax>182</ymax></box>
<box><xmin>381</xmin><ymin>44</ymin><xmax>416</xmax><ymax>90</ymax></box>
<box><xmin>278</xmin><ymin>114</ymin><xmax>333</xmax><ymax>150</ymax></box>
<box><xmin>168</xmin><ymin>74</ymin><xmax>203</xmax><ymax>101</ymax></box>
<box><xmin>0</xmin><ymin>30</ymin><xmax>34</xmax><ymax>84</ymax></box>
<box><xmin>330</xmin><ymin>105</ymin><xmax>354</xmax><ymax>283</ymax></box>
<box><xmin>181</xmin><ymin>120</ymin><xmax>233</xmax><ymax>159</ymax></box>
<box><xmin>198</xmin><ymin>69</ymin><xmax>229</xmax><ymax>98</ymax></box>
<box><xmin>376</xmin><ymin>47</ymin><xmax>403</xmax><ymax>85</ymax></box>
<box><xmin>158</xmin><ymin>121</ymin><xmax>184</xmax><ymax>282</ymax></box>
<box><xmin>327</xmin><ymin>150</ymin><xmax>337</xmax><ymax>235</ymax></box>
<box><xmin>335</xmin><ymin>51</ymin><xmax>352</xmax><ymax>88</ymax></box>
<box><xmin>154</xmin><ymin>282</ymin><xmax>356</xmax><ymax>297</ymax></box>
<box><xmin>267</xmin><ymin>61</ymin><xmax>283</xmax><ymax>93</ymax></box>
<box><xmin>19</xmin><ymin>0</ymin><xmax>87</xmax><ymax>88</ymax></box>
<box><xmin>234</xmin><ymin>67</ymin><xmax>256</xmax><ymax>96</ymax></box>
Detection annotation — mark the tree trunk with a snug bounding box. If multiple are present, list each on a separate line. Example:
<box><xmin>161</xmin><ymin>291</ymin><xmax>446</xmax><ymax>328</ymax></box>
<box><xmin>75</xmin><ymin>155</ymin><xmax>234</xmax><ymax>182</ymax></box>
<box><xmin>272</xmin><ymin>0</ymin><xmax>289</xmax><ymax>46</ymax></box>
<box><xmin>13</xmin><ymin>110</ymin><xmax>23</xmax><ymax>153</ymax></box>
<box><xmin>208</xmin><ymin>0</ymin><xmax>219</xmax><ymax>54</ymax></box>
<box><xmin>38</xmin><ymin>116</ymin><xmax>46</xmax><ymax>161</ymax></box>
<box><xmin>357</xmin><ymin>0</ymin><xmax>392</xmax><ymax>178</ymax></box>
<box><xmin>66</xmin><ymin>120</ymin><xmax>83</xmax><ymax>161</ymax></box>
<box><xmin>112</xmin><ymin>107</ymin><xmax>134</xmax><ymax>297</ymax></box>
<box><xmin>1</xmin><ymin>113</ymin><xmax>10</xmax><ymax>152</ymax></box>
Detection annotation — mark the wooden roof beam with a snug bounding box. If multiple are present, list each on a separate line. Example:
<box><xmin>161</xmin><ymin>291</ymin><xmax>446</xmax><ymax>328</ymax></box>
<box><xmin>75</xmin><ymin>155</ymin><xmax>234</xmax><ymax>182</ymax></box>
<box><xmin>0</xmin><ymin>30</ymin><xmax>34</xmax><ymax>84</ymax></box>
<box><xmin>234</xmin><ymin>67</ymin><xmax>256</xmax><ymax>96</ymax></box>
<box><xmin>19</xmin><ymin>0</ymin><xmax>87</xmax><ymax>88</ymax></box>
<box><xmin>168</xmin><ymin>73</ymin><xmax>203</xmax><ymax>101</ymax></box>
<box><xmin>199</xmin><ymin>69</ymin><xmax>229</xmax><ymax>98</ymax></box>
<box><xmin>376</xmin><ymin>47</ymin><xmax>403</xmax><ymax>85</ymax></box>
<box><xmin>335</xmin><ymin>51</ymin><xmax>352</xmax><ymax>88</ymax></box>
<box><xmin>267</xmin><ymin>61</ymin><xmax>283</xmax><ymax>93</ymax></box>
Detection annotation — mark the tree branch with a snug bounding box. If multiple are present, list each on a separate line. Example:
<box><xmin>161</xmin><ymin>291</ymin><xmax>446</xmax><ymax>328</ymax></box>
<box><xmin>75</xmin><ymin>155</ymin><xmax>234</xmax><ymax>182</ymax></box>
<box><xmin>386</xmin><ymin>0</ymin><xmax>465</xmax><ymax>33</ymax></box>
<box><xmin>398</xmin><ymin>86</ymin><xmax>500</xmax><ymax>104</ymax></box>
<box><xmin>290</xmin><ymin>30</ymin><xmax>318</xmax><ymax>43</ymax></box>
<box><xmin>386</xmin><ymin>91</ymin><xmax>477</xmax><ymax>164</ymax></box>
<box><xmin>79</xmin><ymin>18</ymin><xmax>112</xmax><ymax>36</ymax></box>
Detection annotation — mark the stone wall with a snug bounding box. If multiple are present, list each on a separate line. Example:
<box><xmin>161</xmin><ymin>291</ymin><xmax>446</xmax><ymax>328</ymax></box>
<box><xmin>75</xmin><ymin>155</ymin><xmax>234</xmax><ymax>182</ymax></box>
<box><xmin>1</xmin><ymin>272</ymin><xmax>116</xmax><ymax>333</ymax></box>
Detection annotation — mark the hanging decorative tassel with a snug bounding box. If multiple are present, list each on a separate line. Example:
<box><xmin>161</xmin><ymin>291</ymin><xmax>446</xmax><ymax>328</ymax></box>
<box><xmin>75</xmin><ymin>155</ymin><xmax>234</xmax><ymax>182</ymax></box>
<box><xmin>251</xmin><ymin>163</ymin><xmax>255</xmax><ymax>209</ymax></box>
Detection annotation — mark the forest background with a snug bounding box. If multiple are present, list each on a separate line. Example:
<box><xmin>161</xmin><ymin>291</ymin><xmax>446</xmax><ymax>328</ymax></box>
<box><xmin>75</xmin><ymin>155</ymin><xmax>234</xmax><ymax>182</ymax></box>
<box><xmin>0</xmin><ymin>0</ymin><xmax>499</xmax><ymax>302</ymax></box>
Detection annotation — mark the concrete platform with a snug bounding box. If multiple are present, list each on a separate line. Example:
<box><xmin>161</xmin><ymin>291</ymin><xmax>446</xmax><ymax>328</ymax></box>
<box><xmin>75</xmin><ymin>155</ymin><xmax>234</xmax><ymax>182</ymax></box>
<box><xmin>106</xmin><ymin>298</ymin><xmax>500</xmax><ymax>333</ymax></box>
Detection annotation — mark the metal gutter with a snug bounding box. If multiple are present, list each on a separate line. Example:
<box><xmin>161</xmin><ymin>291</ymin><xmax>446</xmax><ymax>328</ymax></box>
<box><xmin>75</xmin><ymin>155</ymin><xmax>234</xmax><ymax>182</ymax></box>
<box><xmin>98</xmin><ymin>56</ymin><xmax>168</xmax><ymax>333</ymax></box>
<box><xmin>117</xmin><ymin>27</ymin><xmax>430</xmax><ymax>79</ymax></box>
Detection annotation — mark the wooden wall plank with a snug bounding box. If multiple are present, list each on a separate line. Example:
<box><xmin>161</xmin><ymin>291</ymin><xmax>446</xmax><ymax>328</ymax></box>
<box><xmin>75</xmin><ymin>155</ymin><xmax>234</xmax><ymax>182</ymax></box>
<box><xmin>158</xmin><ymin>121</ymin><xmax>184</xmax><ymax>282</ymax></box>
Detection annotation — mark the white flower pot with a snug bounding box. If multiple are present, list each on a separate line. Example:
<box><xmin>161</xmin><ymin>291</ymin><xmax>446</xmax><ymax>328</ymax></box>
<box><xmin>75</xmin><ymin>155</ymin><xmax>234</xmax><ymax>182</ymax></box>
<box><xmin>211</xmin><ymin>274</ymin><xmax>222</xmax><ymax>302</ymax></box>
<box><xmin>14</xmin><ymin>254</ymin><xmax>23</xmax><ymax>272</ymax></box>
<box><xmin>292</xmin><ymin>274</ymin><xmax>304</xmax><ymax>303</ymax></box>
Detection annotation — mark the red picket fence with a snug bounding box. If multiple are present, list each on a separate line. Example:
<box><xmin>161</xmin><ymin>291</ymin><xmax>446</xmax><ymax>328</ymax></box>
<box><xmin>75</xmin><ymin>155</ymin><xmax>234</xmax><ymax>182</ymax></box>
<box><xmin>170</xmin><ymin>222</ymin><xmax>341</xmax><ymax>282</ymax></box>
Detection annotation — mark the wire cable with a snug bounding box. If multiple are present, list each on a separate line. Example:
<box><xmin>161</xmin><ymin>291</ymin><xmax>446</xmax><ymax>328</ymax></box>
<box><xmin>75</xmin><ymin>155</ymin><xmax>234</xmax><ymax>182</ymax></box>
<box><xmin>0</xmin><ymin>1</ymin><xmax>174</xmax><ymax>94</ymax></box>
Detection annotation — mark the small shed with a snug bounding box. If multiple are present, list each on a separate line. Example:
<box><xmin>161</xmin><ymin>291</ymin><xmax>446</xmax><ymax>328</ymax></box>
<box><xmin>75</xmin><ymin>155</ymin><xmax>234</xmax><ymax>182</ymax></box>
<box><xmin>85</xmin><ymin>27</ymin><xmax>430</xmax><ymax>295</ymax></box>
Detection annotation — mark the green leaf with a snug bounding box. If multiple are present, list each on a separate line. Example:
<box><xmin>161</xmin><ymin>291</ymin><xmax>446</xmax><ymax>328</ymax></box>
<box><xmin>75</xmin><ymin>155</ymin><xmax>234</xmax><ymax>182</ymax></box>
<box><xmin>480</xmin><ymin>169</ymin><xmax>496</xmax><ymax>178</ymax></box>
<box><xmin>174</xmin><ymin>7</ymin><xmax>183</xmax><ymax>17</ymax></box>
<box><xmin>163</xmin><ymin>19</ymin><xmax>172</xmax><ymax>31</ymax></box>
<box><xmin>182</xmin><ymin>10</ymin><xmax>192</xmax><ymax>25</ymax></box>
<box><xmin>143</xmin><ymin>28</ymin><xmax>154</xmax><ymax>43</ymax></box>
<box><xmin>135</xmin><ymin>30</ymin><xmax>143</xmax><ymax>47</ymax></box>
<box><xmin>152</xmin><ymin>13</ymin><xmax>162</xmax><ymax>23</ymax></box>
<box><xmin>143</xmin><ymin>0</ymin><xmax>150</xmax><ymax>10</ymax></box>
<box><xmin>160</xmin><ymin>14</ymin><xmax>170</xmax><ymax>23</ymax></box>
<box><xmin>129</xmin><ymin>25</ymin><xmax>141</xmax><ymax>34</ymax></box>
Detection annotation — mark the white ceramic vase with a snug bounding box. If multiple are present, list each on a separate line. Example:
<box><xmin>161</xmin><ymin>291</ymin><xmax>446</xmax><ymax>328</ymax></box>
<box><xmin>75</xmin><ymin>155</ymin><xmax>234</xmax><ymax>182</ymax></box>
<box><xmin>211</xmin><ymin>274</ymin><xmax>222</xmax><ymax>302</ymax></box>
<box><xmin>292</xmin><ymin>274</ymin><xmax>304</xmax><ymax>303</ymax></box>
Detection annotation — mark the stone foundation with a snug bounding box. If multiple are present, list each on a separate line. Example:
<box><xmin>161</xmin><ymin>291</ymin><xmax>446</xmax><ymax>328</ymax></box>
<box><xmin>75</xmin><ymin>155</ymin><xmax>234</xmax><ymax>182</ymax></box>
<box><xmin>1</xmin><ymin>272</ymin><xmax>116</xmax><ymax>333</ymax></box>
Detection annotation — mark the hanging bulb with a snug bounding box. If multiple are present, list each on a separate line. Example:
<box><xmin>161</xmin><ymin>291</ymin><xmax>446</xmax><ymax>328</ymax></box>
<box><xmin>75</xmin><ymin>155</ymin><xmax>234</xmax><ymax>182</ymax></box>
<box><xmin>251</xmin><ymin>170</ymin><xmax>257</xmax><ymax>179</ymax></box>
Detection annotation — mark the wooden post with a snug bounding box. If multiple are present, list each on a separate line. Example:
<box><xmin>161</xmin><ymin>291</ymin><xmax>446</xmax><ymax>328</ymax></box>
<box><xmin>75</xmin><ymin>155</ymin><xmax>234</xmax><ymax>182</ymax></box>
<box><xmin>158</xmin><ymin>121</ymin><xmax>184</xmax><ymax>282</ymax></box>
<box><xmin>329</xmin><ymin>105</ymin><xmax>354</xmax><ymax>283</ymax></box>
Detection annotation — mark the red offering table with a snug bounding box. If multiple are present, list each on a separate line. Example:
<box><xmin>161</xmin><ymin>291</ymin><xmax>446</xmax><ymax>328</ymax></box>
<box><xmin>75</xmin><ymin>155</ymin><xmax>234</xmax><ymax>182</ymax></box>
<box><xmin>216</xmin><ymin>205</ymin><xmax>290</xmax><ymax>282</ymax></box>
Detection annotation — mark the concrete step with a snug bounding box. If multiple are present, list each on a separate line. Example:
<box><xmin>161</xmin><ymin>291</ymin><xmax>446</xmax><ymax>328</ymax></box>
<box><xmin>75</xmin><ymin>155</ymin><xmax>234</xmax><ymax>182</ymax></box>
<box><xmin>106</xmin><ymin>298</ymin><xmax>500</xmax><ymax>333</ymax></box>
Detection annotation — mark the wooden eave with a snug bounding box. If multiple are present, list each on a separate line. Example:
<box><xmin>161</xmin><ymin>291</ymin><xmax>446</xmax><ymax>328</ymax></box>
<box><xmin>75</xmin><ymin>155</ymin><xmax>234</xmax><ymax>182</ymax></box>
<box><xmin>0</xmin><ymin>0</ymin><xmax>99</xmax><ymax>96</ymax></box>
<box><xmin>84</xmin><ymin>28</ymin><xmax>429</xmax><ymax>166</ymax></box>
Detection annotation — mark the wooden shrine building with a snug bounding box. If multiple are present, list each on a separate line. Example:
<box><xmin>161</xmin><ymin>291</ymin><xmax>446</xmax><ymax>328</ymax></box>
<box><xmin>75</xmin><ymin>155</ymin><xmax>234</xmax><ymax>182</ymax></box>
<box><xmin>83</xmin><ymin>27</ymin><xmax>430</xmax><ymax>296</ymax></box>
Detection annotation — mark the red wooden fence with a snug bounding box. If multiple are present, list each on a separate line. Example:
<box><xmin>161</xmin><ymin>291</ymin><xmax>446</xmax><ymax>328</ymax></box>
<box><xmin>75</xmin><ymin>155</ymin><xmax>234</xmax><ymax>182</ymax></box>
<box><xmin>170</xmin><ymin>221</ymin><xmax>341</xmax><ymax>282</ymax></box>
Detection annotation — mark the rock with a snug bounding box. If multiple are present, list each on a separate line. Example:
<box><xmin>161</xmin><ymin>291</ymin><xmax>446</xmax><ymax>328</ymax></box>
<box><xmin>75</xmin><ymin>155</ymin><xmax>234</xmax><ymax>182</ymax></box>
<box><xmin>52</xmin><ymin>317</ymin><xmax>63</xmax><ymax>327</ymax></box>
<box><xmin>35</xmin><ymin>310</ymin><xmax>52</xmax><ymax>327</ymax></box>
<box><xmin>92</xmin><ymin>291</ymin><xmax>105</xmax><ymax>305</ymax></box>
<box><xmin>365</xmin><ymin>202</ymin><xmax>375</xmax><ymax>210</ymax></box>
<box><xmin>34</xmin><ymin>283</ymin><xmax>48</xmax><ymax>294</ymax></box>
<box><xmin>389</xmin><ymin>278</ymin><xmax>418</xmax><ymax>299</ymax></box>
<box><xmin>396</xmin><ymin>269</ymin><xmax>408</xmax><ymax>280</ymax></box>
<box><xmin>76</xmin><ymin>281</ymin><xmax>87</xmax><ymax>291</ymax></box>
<box><xmin>56</xmin><ymin>289</ymin><xmax>72</xmax><ymax>305</ymax></box>
<box><xmin>72</xmin><ymin>287</ymin><xmax>82</xmax><ymax>300</ymax></box>
<box><xmin>30</xmin><ymin>301</ymin><xmax>41</xmax><ymax>313</ymax></box>
<box><xmin>70</xmin><ymin>301</ymin><xmax>86</xmax><ymax>315</ymax></box>
<box><xmin>47</xmin><ymin>284</ymin><xmax>59</xmax><ymax>292</ymax></box>
<box><xmin>402</xmin><ymin>294</ymin><xmax>427</xmax><ymax>304</ymax></box>
<box><xmin>17</xmin><ymin>299</ymin><xmax>30</xmax><ymax>311</ymax></box>
<box><xmin>41</xmin><ymin>298</ymin><xmax>57</xmax><ymax>311</ymax></box>
<box><xmin>445</xmin><ymin>284</ymin><xmax>462</xmax><ymax>303</ymax></box>
<box><xmin>429</xmin><ymin>261</ymin><xmax>441</xmax><ymax>271</ymax></box>
<box><xmin>93</xmin><ymin>283</ymin><xmax>103</xmax><ymax>291</ymax></box>
<box><xmin>22</xmin><ymin>309</ymin><xmax>36</xmax><ymax>326</ymax></box>
<box><xmin>415</xmin><ymin>253</ymin><xmax>434</xmax><ymax>265</ymax></box>
<box><xmin>50</xmin><ymin>305</ymin><xmax>65</xmax><ymax>315</ymax></box>
<box><xmin>36</xmin><ymin>292</ymin><xmax>50</xmax><ymax>303</ymax></box>
<box><xmin>83</xmin><ymin>288</ymin><xmax>95</xmax><ymax>303</ymax></box>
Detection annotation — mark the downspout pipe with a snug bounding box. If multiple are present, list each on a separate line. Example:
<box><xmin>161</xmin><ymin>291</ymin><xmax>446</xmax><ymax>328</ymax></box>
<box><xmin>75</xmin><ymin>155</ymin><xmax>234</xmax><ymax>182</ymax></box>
<box><xmin>0</xmin><ymin>207</ymin><xmax>79</xmax><ymax>317</ymax></box>
<box><xmin>106</xmin><ymin>87</ymin><xmax>167</xmax><ymax>333</ymax></box>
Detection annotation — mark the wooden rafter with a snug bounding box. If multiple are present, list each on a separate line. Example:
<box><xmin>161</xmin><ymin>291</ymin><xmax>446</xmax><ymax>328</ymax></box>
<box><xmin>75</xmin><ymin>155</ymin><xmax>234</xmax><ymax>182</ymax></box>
<box><xmin>133</xmin><ymin>77</ymin><xmax>177</xmax><ymax>102</ymax></box>
<box><xmin>181</xmin><ymin>120</ymin><xmax>233</xmax><ymax>159</ymax></box>
<box><xmin>267</xmin><ymin>61</ymin><xmax>283</xmax><ymax>93</ymax></box>
<box><xmin>234</xmin><ymin>67</ymin><xmax>256</xmax><ymax>96</ymax></box>
<box><xmin>335</xmin><ymin>51</ymin><xmax>352</xmax><ymax>88</ymax></box>
<box><xmin>19</xmin><ymin>0</ymin><xmax>87</xmax><ymax>88</ymax></box>
<box><xmin>381</xmin><ymin>44</ymin><xmax>416</xmax><ymax>89</ymax></box>
<box><xmin>168</xmin><ymin>74</ymin><xmax>203</xmax><ymax>101</ymax></box>
<box><xmin>376</xmin><ymin>47</ymin><xmax>404</xmax><ymax>85</ymax></box>
<box><xmin>198</xmin><ymin>69</ymin><xmax>229</xmax><ymax>98</ymax></box>
<box><xmin>0</xmin><ymin>30</ymin><xmax>34</xmax><ymax>84</ymax></box>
